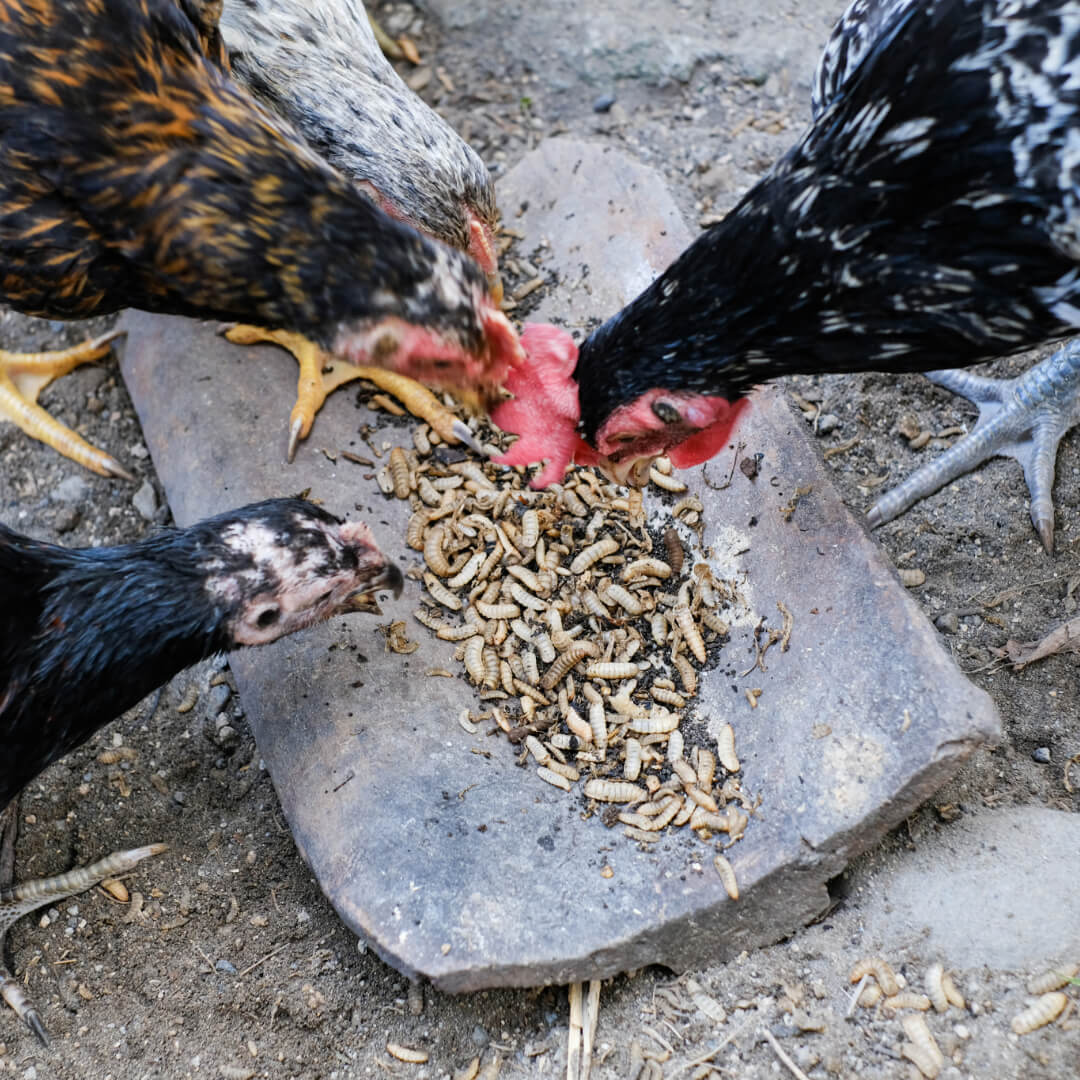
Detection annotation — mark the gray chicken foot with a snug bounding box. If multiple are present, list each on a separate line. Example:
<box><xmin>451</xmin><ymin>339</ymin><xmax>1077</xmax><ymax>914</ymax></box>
<box><xmin>0</xmin><ymin>844</ymin><xmax>167</xmax><ymax>1044</ymax></box>
<box><xmin>867</xmin><ymin>340</ymin><xmax>1080</xmax><ymax>552</ymax></box>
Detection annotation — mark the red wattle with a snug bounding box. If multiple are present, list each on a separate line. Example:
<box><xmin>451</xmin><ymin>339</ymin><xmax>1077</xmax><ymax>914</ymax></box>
<box><xmin>665</xmin><ymin>398</ymin><xmax>751</xmax><ymax>469</ymax></box>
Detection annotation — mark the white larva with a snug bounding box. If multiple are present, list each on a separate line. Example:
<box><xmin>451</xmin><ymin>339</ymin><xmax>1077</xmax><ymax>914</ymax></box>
<box><xmin>1011</xmin><ymin>992</ymin><xmax>1068</xmax><ymax>1034</ymax></box>
<box><xmin>624</xmin><ymin>739</ymin><xmax>642</xmax><ymax>781</ymax></box>
<box><xmin>627</xmin><ymin>709</ymin><xmax>681</xmax><ymax>734</ymax></box>
<box><xmin>536</xmin><ymin>766</ymin><xmax>572</xmax><ymax>792</ymax></box>
<box><xmin>849</xmin><ymin>958</ymin><xmax>900</xmax><ymax>998</ymax></box>
<box><xmin>713</xmin><ymin>854</ymin><xmax>739</xmax><ymax>900</ymax></box>
<box><xmin>583</xmin><ymin>779</ymin><xmax>647</xmax><ymax>803</ymax></box>
<box><xmin>570</xmin><ymin>537</ymin><xmax>620</xmax><ymax>575</ymax></box>
<box><xmin>716</xmin><ymin>724</ymin><xmax>740</xmax><ymax>773</ymax></box>
<box><xmin>585</xmin><ymin>662</ymin><xmax>639</xmax><ymax>680</ymax></box>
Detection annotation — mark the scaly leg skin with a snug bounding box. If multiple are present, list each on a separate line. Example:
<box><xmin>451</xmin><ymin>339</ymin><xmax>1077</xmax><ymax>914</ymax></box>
<box><xmin>0</xmin><ymin>330</ymin><xmax>133</xmax><ymax>480</ymax></box>
<box><xmin>867</xmin><ymin>340</ymin><xmax>1080</xmax><ymax>553</ymax></box>
<box><xmin>0</xmin><ymin>843</ymin><xmax>167</xmax><ymax>1044</ymax></box>
<box><xmin>221</xmin><ymin>325</ymin><xmax>473</xmax><ymax>459</ymax></box>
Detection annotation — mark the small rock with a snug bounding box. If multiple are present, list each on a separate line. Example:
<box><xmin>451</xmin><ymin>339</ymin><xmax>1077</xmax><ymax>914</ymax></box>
<box><xmin>816</xmin><ymin>413</ymin><xmax>840</xmax><ymax>435</ymax></box>
<box><xmin>133</xmin><ymin>480</ymin><xmax>157</xmax><ymax>521</ymax></box>
<box><xmin>208</xmin><ymin>683</ymin><xmax>232</xmax><ymax>713</ymax></box>
<box><xmin>172</xmin><ymin>789</ymin><xmax>186</xmax><ymax>805</ymax></box>
<box><xmin>1032</xmin><ymin>746</ymin><xmax>1051</xmax><ymax>764</ymax></box>
<box><xmin>215</xmin><ymin>724</ymin><xmax>239</xmax><ymax>750</ymax></box>
<box><xmin>935</xmin><ymin>612</ymin><xmax>960</xmax><ymax>635</ymax></box>
<box><xmin>53</xmin><ymin>507</ymin><xmax>80</xmax><ymax>534</ymax></box>
<box><xmin>128</xmin><ymin>442</ymin><xmax>150</xmax><ymax>460</ymax></box>
<box><xmin>53</xmin><ymin>475</ymin><xmax>90</xmax><ymax>505</ymax></box>
<box><xmin>215</xmin><ymin>959</ymin><xmax>237</xmax><ymax>974</ymax></box>
<box><xmin>591</xmin><ymin>93</ymin><xmax>616</xmax><ymax>113</ymax></box>
<box><xmin>471</xmin><ymin>1025</ymin><xmax>490</xmax><ymax>1047</ymax></box>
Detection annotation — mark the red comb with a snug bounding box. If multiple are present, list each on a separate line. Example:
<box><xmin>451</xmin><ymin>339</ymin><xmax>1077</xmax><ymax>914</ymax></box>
<box><xmin>492</xmin><ymin>323</ymin><xmax>593</xmax><ymax>487</ymax></box>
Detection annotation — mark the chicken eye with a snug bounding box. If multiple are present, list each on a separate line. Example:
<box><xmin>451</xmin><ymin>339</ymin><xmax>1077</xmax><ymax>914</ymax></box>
<box><xmin>255</xmin><ymin>607</ymin><xmax>280</xmax><ymax>629</ymax></box>
<box><xmin>316</xmin><ymin>590</ymin><xmax>334</xmax><ymax>606</ymax></box>
<box><xmin>651</xmin><ymin>401</ymin><xmax>682</xmax><ymax>425</ymax></box>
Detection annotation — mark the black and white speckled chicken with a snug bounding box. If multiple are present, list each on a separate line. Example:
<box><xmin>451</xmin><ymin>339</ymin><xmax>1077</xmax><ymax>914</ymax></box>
<box><xmin>0</xmin><ymin>498</ymin><xmax>401</xmax><ymax>1042</ymax></box>
<box><xmin>493</xmin><ymin>0</ymin><xmax>1080</xmax><ymax>547</ymax></box>
<box><xmin>218</xmin><ymin>0</ymin><xmax>503</xmax><ymax>458</ymax></box>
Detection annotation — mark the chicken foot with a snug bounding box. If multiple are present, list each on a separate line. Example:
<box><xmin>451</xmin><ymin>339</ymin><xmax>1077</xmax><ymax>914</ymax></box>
<box><xmin>868</xmin><ymin>340</ymin><xmax>1080</xmax><ymax>553</ymax></box>
<box><xmin>0</xmin><ymin>330</ymin><xmax>133</xmax><ymax>480</ymax></box>
<box><xmin>0</xmin><ymin>843</ymin><xmax>167</xmax><ymax>1044</ymax></box>
<box><xmin>221</xmin><ymin>325</ymin><xmax>471</xmax><ymax>459</ymax></box>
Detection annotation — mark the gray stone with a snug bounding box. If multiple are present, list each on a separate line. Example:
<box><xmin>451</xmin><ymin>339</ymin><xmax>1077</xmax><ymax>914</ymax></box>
<box><xmin>857</xmin><ymin>808</ymin><xmax>1080</xmax><ymax>969</ymax></box>
<box><xmin>935</xmin><ymin>611</ymin><xmax>960</xmax><ymax>634</ymax></box>
<box><xmin>117</xmin><ymin>139</ymin><xmax>998</xmax><ymax>992</ymax></box>
<box><xmin>53</xmin><ymin>507</ymin><xmax>80</xmax><ymax>534</ymax></box>
<box><xmin>207</xmin><ymin>683</ymin><xmax>232</xmax><ymax>714</ymax></box>
<box><xmin>1032</xmin><ymin>746</ymin><xmax>1051</xmax><ymax>764</ymax></box>
<box><xmin>52</xmin><ymin>475</ymin><xmax>90</xmax><ymax>505</ymax></box>
<box><xmin>132</xmin><ymin>479</ymin><xmax>157</xmax><ymax>521</ymax></box>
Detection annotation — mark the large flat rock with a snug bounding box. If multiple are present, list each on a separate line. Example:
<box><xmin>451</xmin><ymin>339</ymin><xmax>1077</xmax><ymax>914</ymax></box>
<box><xmin>117</xmin><ymin>139</ymin><xmax>999</xmax><ymax>990</ymax></box>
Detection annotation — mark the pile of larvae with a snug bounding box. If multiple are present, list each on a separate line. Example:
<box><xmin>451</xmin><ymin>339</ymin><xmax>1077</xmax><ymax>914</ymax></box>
<box><xmin>379</xmin><ymin>424</ymin><xmax>757</xmax><ymax>852</ymax></box>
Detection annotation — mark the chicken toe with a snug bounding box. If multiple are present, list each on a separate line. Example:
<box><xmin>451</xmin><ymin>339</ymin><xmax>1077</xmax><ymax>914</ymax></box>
<box><xmin>0</xmin><ymin>844</ymin><xmax>167</xmax><ymax>1043</ymax></box>
<box><xmin>867</xmin><ymin>341</ymin><xmax>1080</xmax><ymax>552</ymax></box>
<box><xmin>0</xmin><ymin>331</ymin><xmax>133</xmax><ymax>480</ymax></box>
<box><xmin>222</xmin><ymin>325</ymin><xmax>467</xmax><ymax>457</ymax></box>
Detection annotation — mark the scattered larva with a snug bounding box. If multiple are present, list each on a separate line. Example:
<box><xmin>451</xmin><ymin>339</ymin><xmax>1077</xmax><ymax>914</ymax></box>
<box><xmin>627</xmin><ymin>710</ymin><xmax>681</xmax><ymax>734</ymax></box>
<box><xmin>685</xmin><ymin>978</ymin><xmax>727</xmax><ymax>1024</ymax></box>
<box><xmin>601</xmin><ymin>583</ymin><xmax>643</xmax><ymax>616</ymax></box>
<box><xmin>649</xmin><ymin>612</ymin><xmax>668</xmax><ymax>646</ymax></box>
<box><xmin>458</xmin><ymin>709</ymin><xmax>479</xmax><ymax>735</ymax></box>
<box><xmin>941</xmin><ymin>972</ymin><xmax>965</xmax><ymax>1009</ymax></box>
<box><xmin>376</xmin><ymin>465</ymin><xmax>395</xmax><ymax>495</ymax></box>
<box><xmin>447</xmin><ymin>550</ymin><xmax>486</xmax><ymax>589</ymax></box>
<box><xmin>424</xmin><ymin>573</ymin><xmax>463</xmax><ymax>611</ymax></box>
<box><xmin>463</xmin><ymin>637</ymin><xmax>486</xmax><ymax>685</ymax></box>
<box><xmin>506</xmin><ymin>564</ymin><xmax>544</xmax><ymax>594</ymax></box>
<box><xmin>1012</xmin><ymin>991</ymin><xmax>1068</xmax><ymax>1034</ymax></box>
<box><xmin>857</xmin><ymin>983</ymin><xmax>883</xmax><ymax>1008</ymax></box>
<box><xmin>570</xmin><ymin>537</ymin><xmax>620</xmax><ymax>574</ymax></box>
<box><xmin>423</xmin><ymin>525</ymin><xmax>452</xmax><ymax>575</ymax></box>
<box><xmin>525</xmin><ymin>735</ymin><xmax>550</xmax><ymax>765</ymax></box>
<box><xmin>883</xmin><ymin>992</ymin><xmax>932</xmax><ymax>1013</ymax></box>
<box><xmin>99</xmin><ymin>877</ymin><xmax>130</xmax><ymax>903</ymax></box>
<box><xmin>649</xmin><ymin>466</ymin><xmax>687</xmax><ymax>493</ymax></box>
<box><xmin>565</xmin><ymin>708</ymin><xmax>592</xmax><ymax>743</ymax></box>
<box><xmin>662</xmin><ymin>528</ymin><xmax>684</xmax><ymax>575</ymax></box>
<box><xmin>519</xmin><ymin>509</ymin><xmax>539</xmax><ymax>550</ymax></box>
<box><xmin>673</xmin><ymin>654</ymin><xmax>697</xmax><ymax>695</ymax></box>
<box><xmin>684</xmin><ymin>785</ymin><xmax>720</xmax><ymax>813</ymax></box>
<box><xmin>540</xmin><ymin>642</ymin><xmax>601</xmax><ymax>690</ymax></box>
<box><xmin>534</xmin><ymin>632</ymin><xmax>556</xmax><ymax>664</ymax></box>
<box><xmin>622</xmin><ymin>558</ymin><xmax>673</xmax><ymax>583</ymax></box>
<box><xmin>674</xmin><ymin>604</ymin><xmax>706</xmax><ymax>663</ymax></box>
<box><xmin>619</xmin><ymin>797</ymin><xmax>682</xmax><ymax>832</ymax></box>
<box><xmin>900</xmin><ymin>1015</ymin><xmax>943</xmax><ymax>1078</ymax></box>
<box><xmin>412</xmin><ymin>424</ymin><xmax>431</xmax><ymax>455</ymax></box>
<box><xmin>389</xmin><ymin>447</ymin><xmax>411</xmax><ymax>499</ymax></box>
<box><xmin>175</xmin><ymin>686</ymin><xmax>198</xmax><ymax>714</ymax></box>
<box><xmin>583</xmin><ymin>779</ymin><xmax>647</xmax><ymax>803</ymax></box>
<box><xmin>850</xmin><ymin>958</ymin><xmax>900</xmax><ymax>998</ymax></box>
<box><xmin>925</xmin><ymin>963</ymin><xmax>949</xmax><ymax>1013</ymax></box>
<box><xmin>651</xmin><ymin>686</ymin><xmax>686</xmax><ymax>709</ymax></box>
<box><xmin>899</xmin><ymin>567</ymin><xmax>926</xmax><ymax>587</ymax></box>
<box><xmin>386</xmin><ymin>1043</ymin><xmax>429</xmax><ymax>1064</ymax></box>
<box><xmin>1028</xmin><ymin>963</ymin><xmax>1079</xmax><ymax>995</ymax></box>
<box><xmin>437</xmin><ymin>621</ymin><xmax>483</xmax><ymax>641</ymax></box>
<box><xmin>407</xmin><ymin>510</ymin><xmax>432</xmax><ymax>550</ymax></box>
<box><xmin>585</xmin><ymin>662</ymin><xmax>639</xmax><ymax>680</ymax></box>
<box><xmin>671</xmin><ymin>758</ymin><xmax>698</xmax><ymax>787</ymax></box>
<box><xmin>713</xmin><ymin>854</ymin><xmax>739</xmax><ymax>900</ymax></box>
<box><xmin>534</xmin><ymin>766</ymin><xmax>571</xmax><ymax>791</ymax></box>
<box><xmin>667</xmin><ymin>728</ymin><xmax>684</xmax><ymax>763</ymax></box>
<box><xmin>509</xmin><ymin>619</ymin><xmax>534</xmax><ymax>644</ymax></box>
<box><xmin>508</xmin><ymin>581</ymin><xmax>547</xmax><ymax>611</ymax></box>
<box><xmin>482</xmin><ymin>647</ymin><xmax>500</xmax><ymax>690</ymax></box>
<box><xmin>476</xmin><ymin>600</ymin><xmax>520</xmax><ymax>620</ymax></box>
<box><xmin>588</xmin><ymin>700</ymin><xmax>608</xmax><ymax>752</ymax></box>
<box><xmin>513</xmin><ymin>679</ymin><xmax>549</xmax><ymax>706</ymax></box>
<box><xmin>700</xmin><ymin>612</ymin><xmax>729</xmax><ymax>636</ymax></box>
<box><xmin>716</xmin><ymin>724</ymin><xmax>740</xmax><ymax>773</ymax></box>
<box><xmin>624</xmin><ymin>739</ymin><xmax>643</xmax><ymax>781</ymax></box>
<box><xmin>696</xmin><ymin>748</ymin><xmax>716</xmax><ymax>789</ymax></box>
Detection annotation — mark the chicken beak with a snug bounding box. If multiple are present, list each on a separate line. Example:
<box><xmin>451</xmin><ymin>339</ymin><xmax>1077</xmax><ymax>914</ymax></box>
<box><xmin>488</xmin><ymin>272</ymin><xmax>505</xmax><ymax>307</ymax></box>
<box><xmin>595</xmin><ymin>454</ymin><xmax>657</xmax><ymax>488</ymax></box>
<box><xmin>341</xmin><ymin>560</ymin><xmax>404</xmax><ymax>614</ymax></box>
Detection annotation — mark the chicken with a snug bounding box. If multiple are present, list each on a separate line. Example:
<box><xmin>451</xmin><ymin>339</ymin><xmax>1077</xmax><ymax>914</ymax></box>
<box><xmin>492</xmin><ymin>0</ymin><xmax>1080</xmax><ymax>546</ymax></box>
<box><xmin>0</xmin><ymin>0</ymin><xmax>518</xmax><ymax>479</ymax></box>
<box><xmin>218</xmin><ymin>0</ymin><xmax>503</xmax><ymax>458</ymax></box>
<box><xmin>0</xmin><ymin>496</ymin><xmax>402</xmax><ymax>1042</ymax></box>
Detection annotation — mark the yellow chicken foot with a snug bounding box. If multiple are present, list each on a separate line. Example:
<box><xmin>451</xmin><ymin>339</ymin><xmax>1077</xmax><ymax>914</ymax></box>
<box><xmin>221</xmin><ymin>325</ymin><xmax>467</xmax><ymax>459</ymax></box>
<box><xmin>0</xmin><ymin>843</ymin><xmax>167</xmax><ymax>1044</ymax></box>
<box><xmin>0</xmin><ymin>329</ymin><xmax>133</xmax><ymax>480</ymax></box>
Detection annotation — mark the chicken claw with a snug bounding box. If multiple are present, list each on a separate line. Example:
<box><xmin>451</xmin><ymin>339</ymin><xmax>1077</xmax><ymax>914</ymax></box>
<box><xmin>868</xmin><ymin>341</ymin><xmax>1080</xmax><ymax>553</ymax></box>
<box><xmin>222</xmin><ymin>325</ymin><xmax>465</xmax><ymax>458</ymax></box>
<box><xmin>0</xmin><ymin>330</ymin><xmax>133</xmax><ymax>480</ymax></box>
<box><xmin>0</xmin><ymin>843</ymin><xmax>167</xmax><ymax>1044</ymax></box>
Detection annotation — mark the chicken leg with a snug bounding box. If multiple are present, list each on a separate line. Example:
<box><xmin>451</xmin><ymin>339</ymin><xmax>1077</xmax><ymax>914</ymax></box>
<box><xmin>0</xmin><ymin>330</ymin><xmax>133</xmax><ymax>480</ymax></box>
<box><xmin>867</xmin><ymin>340</ymin><xmax>1080</xmax><ymax>552</ymax></box>
<box><xmin>0</xmin><ymin>842</ymin><xmax>167</xmax><ymax>1044</ymax></box>
<box><xmin>221</xmin><ymin>325</ymin><xmax>479</xmax><ymax>458</ymax></box>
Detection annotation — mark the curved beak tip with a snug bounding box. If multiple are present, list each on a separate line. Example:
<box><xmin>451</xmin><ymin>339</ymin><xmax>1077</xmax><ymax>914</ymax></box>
<box><xmin>382</xmin><ymin>561</ymin><xmax>405</xmax><ymax>599</ymax></box>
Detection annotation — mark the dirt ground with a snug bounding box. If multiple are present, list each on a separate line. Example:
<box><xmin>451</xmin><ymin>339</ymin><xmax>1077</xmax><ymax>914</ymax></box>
<box><xmin>0</xmin><ymin>1</ymin><xmax>1078</xmax><ymax>1077</ymax></box>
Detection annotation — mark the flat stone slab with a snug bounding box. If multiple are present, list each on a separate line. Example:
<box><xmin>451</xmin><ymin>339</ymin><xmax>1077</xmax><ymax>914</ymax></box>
<box><xmin>117</xmin><ymin>138</ymin><xmax>999</xmax><ymax>991</ymax></box>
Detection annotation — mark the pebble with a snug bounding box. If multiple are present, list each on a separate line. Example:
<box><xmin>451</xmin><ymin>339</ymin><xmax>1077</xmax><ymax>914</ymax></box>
<box><xmin>53</xmin><ymin>507</ymin><xmax>80</xmax><ymax>534</ymax></box>
<box><xmin>935</xmin><ymin>611</ymin><xmax>960</xmax><ymax>635</ymax></box>
<box><xmin>215</xmin><ymin>724</ymin><xmax>239</xmax><ymax>750</ymax></box>
<box><xmin>133</xmin><ymin>480</ymin><xmax>157</xmax><ymax>521</ymax></box>
<box><xmin>1032</xmin><ymin>746</ymin><xmax>1051</xmax><ymax>764</ymax></box>
<box><xmin>215</xmin><ymin>959</ymin><xmax>237</xmax><ymax>975</ymax></box>
<box><xmin>173</xmin><ymin>789</ymin><xmax>186</xmax><ymax>805</ymax></box>
<box><xmin>816</xmin><ymin>413</ymin><xmax>840</xmax><ymax>435</ymax></box>
<box><xmin>53</xmin><ymin>475</ymin><xmax>90</xmax><ymax>505</ymax></box>
<box><xmin>208</xmin><ymin>683</ymin><xmax>232</xmax><ymax>713</ymax></box>
<box><xmin>471</xmin><ymin>1025</ymin><xmax>490</xmax><ymax>1047</ymax></box>
<box><xmin>592</xmin><ymin>93</ymin><xmax>616</xmax><ymax>113</ymax></box>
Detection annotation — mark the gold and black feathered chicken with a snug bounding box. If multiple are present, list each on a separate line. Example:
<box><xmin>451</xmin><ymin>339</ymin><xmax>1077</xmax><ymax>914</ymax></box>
<box><xmin>0</xmin><ymin>0</ymin><xmax>518</xmax><ymax>477</ymax></box>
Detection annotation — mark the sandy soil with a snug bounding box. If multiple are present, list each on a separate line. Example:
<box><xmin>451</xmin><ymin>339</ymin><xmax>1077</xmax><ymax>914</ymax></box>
<box><xmin>0</xmin><ymin>1</ymin><xmax>1077</xmax><ymax>1077</ymax></box>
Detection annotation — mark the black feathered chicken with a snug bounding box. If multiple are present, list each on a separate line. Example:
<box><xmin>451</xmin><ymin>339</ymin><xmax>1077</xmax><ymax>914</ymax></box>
<box><xmin>493</xmin><ymin>0</ymin><xmax>1080</xmax><ymax>550</ymax></box>
<box><xmin>0</xmin><ymin>498</ymin><xmax>401</xmax><ymax>1042</ymax></box>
